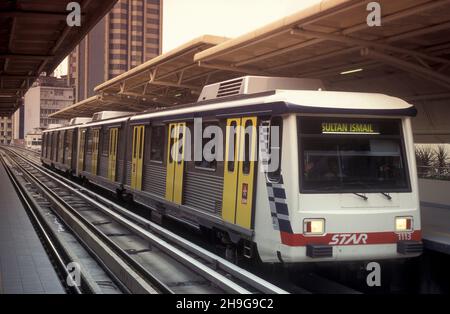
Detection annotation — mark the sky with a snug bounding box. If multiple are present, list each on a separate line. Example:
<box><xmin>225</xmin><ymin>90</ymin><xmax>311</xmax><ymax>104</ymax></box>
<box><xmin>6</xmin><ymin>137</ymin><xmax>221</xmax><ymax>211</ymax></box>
<box><xmin>53</xmin><ymin>0</ymin><xmax>322</xmax><ymax>76</ymax></box>
<box><xmin>162</xmin><ymin>0</ymin><xmax>322</xmax><ymax>52</ymax></box>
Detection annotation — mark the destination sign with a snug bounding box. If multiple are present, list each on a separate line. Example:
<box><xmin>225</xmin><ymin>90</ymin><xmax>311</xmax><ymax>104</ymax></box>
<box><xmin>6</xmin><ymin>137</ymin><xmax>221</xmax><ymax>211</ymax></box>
<box><xmin>321</xmin><ymin>122</ymin><xmax>379</xmax><ymax>134</ymax></box>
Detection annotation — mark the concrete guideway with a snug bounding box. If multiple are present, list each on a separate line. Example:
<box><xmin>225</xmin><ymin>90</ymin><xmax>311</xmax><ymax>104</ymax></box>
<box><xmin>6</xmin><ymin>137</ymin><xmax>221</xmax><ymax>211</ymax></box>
<box><xmin>3</xmin><ymin>146</ymin><xmax>289</xmax><ymax>294</ymax></box>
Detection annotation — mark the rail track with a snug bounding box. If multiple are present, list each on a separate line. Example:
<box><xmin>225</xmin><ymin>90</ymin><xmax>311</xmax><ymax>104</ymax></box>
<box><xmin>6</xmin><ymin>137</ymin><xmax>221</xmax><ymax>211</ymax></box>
<box><xmin>0</xmin><ymin>146</ymin><xmax>288</xmax><ymax>294</ymax></box>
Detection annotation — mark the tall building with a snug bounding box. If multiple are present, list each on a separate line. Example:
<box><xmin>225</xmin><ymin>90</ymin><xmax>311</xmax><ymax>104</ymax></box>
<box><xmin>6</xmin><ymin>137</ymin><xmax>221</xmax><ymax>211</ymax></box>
<box><xmin>13</xmin><ymin>76</ymin><xmax>74</xmax><ymax>140</ymax></box>
<box><xmin>0</xmin><ymin>116</ymin><xmax>13</xmax><ymax>145</ymax></box>
<box><xmin>68</xmin><ymin>0</ymin><xmax>163</xmax><ymax>102</ymax></box>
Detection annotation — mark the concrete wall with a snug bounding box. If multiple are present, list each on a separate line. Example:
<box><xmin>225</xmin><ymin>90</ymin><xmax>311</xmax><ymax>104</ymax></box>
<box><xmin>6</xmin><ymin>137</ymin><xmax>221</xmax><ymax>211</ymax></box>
<box><xmin>419</xmin><ymin>178</ymin><xmax>450</xmax><ymax>206</ymax></box>
<box><xmin>23</xmin><ymin>86</ymin><xmax>41</xmax><ymax>137</ymax></box>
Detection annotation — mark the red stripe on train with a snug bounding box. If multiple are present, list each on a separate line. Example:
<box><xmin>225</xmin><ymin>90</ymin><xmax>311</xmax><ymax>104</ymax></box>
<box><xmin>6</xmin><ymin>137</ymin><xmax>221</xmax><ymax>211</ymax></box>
<box><xmin>280</xmin><ymin>230</ymin><xmax>422</xmax><ymax>247</ymax></box>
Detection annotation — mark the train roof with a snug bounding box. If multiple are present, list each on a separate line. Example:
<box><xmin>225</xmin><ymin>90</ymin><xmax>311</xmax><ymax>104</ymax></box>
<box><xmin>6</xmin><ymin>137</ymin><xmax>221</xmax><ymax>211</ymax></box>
<box><xmin>44</xmin><ymin>89</ymin><xmax>416</xmax><ymax>133</ymax></box>
<box><xmin>129</xmin><ymin>89</ymin><xmax>416</xmax><ymax>121</ymax></box>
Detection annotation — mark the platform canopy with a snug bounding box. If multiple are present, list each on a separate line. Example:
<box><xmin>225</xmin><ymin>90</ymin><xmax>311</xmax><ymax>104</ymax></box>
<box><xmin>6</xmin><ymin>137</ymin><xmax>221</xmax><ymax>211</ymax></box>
<box><xmin>95</xmin><ymin>36</ymin><xmax>241</xmax><ymax>104</ymax></box>
<box><xmin>50</xmin><ymin>0</ymin><xmax>450</xmax><ymax>142</ymax></box>
<box><xmin>50</xmin><ymin>35</ymin><xmax>242</xmax><ymax>119</ymax></box>
<box><xmin>195</xmin><ymin>0</ymin><xmax>450</xmax><ymax>90</ymax></box>
<box><xmin>0</xmin><ymin>0</ymin><xmax>118</xmax><ymax>116</ymax></box>
<box><xmin>48</xmin><ymin>95</ymin><xmax>156</xmax><ymax>120</ymax></box>
<box><xmin>194</xmin><ymin>0</ymin><xmax>450</xmax><ymax>142</ymax></box>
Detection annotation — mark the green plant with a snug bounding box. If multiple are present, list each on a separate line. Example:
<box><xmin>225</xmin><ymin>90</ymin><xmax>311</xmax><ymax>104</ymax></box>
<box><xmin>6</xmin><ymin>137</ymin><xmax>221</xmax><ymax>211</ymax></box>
<box><xmin>415</xmin><ymin>145</ymin><xmax>434</xmax><ymax>168</ymax></box>
<box><xmin>434</xmin><ymin>145</ymin><xmax>449</xmax><ymax>177</ymax></box>
<box><xmin>434</xmin><ymin>145</ymin><xmax>449</xmax><ymax>168</ymax></box>
<box><xmin>415</xmin><ymin>145</ymin><xmax>434</xmax><ymax>178</ymax></box>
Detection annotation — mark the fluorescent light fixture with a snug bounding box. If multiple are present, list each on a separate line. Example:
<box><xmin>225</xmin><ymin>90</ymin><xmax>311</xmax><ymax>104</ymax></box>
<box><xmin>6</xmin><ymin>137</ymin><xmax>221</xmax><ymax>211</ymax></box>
<box><xmin>340</xmin><ymin>68</ymin><xmax>363</xmax><ymax>75</ymax></box>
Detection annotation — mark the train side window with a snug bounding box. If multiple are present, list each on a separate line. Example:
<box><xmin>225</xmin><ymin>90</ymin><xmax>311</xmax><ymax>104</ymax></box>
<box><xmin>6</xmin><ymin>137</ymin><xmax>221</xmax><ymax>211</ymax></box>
<box><xmin>242</xmin><ymin>120</ymin><xmax>253</xmax><ymax>175</ymax></box>
<box><xmin>150</xmin><ymin>126</ymin><xmax>165</xmax><ymax>162</ymax></box>
<box><xmin>227</xmin><ymin>121</ymin><xmax>237</xmax><ymax>172</ymax></box>
<box><xmin>195</xmin><ymin>122</ymin><xmax>217</xmax><ymax>170</ymax></box>
<box><xmin>267</xmin><ymin>117</ymin><xmax>283</xmax><ymax>182</ymax></box>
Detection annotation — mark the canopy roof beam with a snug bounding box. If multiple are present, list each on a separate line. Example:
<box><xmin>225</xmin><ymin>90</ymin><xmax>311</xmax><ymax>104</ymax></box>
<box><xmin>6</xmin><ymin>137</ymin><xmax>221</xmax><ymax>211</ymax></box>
<box><xmin>291</xmin><ymin>28</ymin><xmax>450</xmax><ymax>66</ymax></box>
<box><xmin>362</xmin><ymin>49</ymin><xmax>450</xmax><ymax>90</ymax></box>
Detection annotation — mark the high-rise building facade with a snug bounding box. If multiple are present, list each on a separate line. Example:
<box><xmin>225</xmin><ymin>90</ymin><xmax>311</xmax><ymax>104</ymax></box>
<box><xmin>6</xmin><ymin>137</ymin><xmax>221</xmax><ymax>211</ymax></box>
<box><xmin>13</xmin><ymin>76</ymin><xmax>74</xmax><ymax>140</ymax></box>
<box><xmin>68</xmin><ymin>0</ymin><xmax>163</xmax><ymax>102</ymax></box>
<box><xmin>0</xmin><ymin>116</ymin><xmax>13</xmax><ymax>144</ymax></box>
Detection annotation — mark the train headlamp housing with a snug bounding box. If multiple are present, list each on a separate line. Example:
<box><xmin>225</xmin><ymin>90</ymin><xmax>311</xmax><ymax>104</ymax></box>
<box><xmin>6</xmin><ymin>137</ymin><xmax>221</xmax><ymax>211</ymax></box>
<box><xmin>303</xmin><ymin>218</ymin><xmax>325</xmax><ymax>235</ymax></box>
<box><xmin>395</xmin><ymin>216</ymin><xmax>413</xmax><ymax>232</ymax></box>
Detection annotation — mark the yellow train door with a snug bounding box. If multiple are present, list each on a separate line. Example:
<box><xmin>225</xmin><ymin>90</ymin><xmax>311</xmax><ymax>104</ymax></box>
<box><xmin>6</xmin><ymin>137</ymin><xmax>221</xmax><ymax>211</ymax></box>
<box><xmin>108</xmin><ymin>128</ymin><xmax>118</xmax><ymax>181</ymax></box>
<box><xmin>222</xmin><ymin>117</ymin><xmax>257</xmax><ymax>229</ymax></box>
<box><xmin>131</xmin><ymin>125</ymin><xmax>145</xmax><ymax>190</ymax></box>
<box><xmin>78</xmin><ymin>129</ymin><xmax>86</xmax><ymax>173</ymax></box>
<box><xmin>91</xmin><ymin>129</ymin><xmax>100</xmax><ymax>175</ymax></box>
<box><xmin>165</xmin><ymin>122</ymin><xmax>186</xmax><ymax>204</ymax></box>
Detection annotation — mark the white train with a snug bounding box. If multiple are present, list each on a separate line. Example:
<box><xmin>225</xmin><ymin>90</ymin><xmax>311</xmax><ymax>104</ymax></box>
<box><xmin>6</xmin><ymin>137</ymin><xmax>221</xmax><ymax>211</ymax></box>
<box><xmin>42</xmin><ymin>76</ymin><xmax>422</xmax><ymax>263</ymax></box>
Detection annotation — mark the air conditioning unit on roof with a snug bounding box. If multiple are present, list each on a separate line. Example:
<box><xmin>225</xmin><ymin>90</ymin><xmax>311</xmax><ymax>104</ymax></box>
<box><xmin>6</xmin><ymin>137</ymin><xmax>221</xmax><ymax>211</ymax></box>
<box><xmin>198</xmin><ymin>76</ymin><xmax>324</xmax><ymax>101</ymax></box>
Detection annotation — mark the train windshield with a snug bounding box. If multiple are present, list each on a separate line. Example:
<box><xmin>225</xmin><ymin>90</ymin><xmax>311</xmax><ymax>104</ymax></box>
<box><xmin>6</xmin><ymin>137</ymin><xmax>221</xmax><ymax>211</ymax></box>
<box><xmin>298</xmin><ymin>117</ymin><xmax>410</xmax><ymax>193</ymax></box>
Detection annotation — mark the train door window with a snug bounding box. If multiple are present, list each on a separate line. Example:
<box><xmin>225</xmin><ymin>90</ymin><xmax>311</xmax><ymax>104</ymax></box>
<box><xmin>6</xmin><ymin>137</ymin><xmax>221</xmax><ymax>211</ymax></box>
<box><xmin>79</xmin><ymin>129</ymin><xmax>86</xmax><ymax>172</ymax></box>
<box><xmin>42</xmin><ymin>134</ymin><xmax>46</xmax><ymax>157</ymax></box>
<box><xmin>267</xmin><ymin>117</ymin><xmax>283</xmax><ymax>182</ymax></box>
<box><xmin>177</xmin><ymin>129</ymin><xmax>183</xmax><ymax>165</ymax></box>
<box><xmin>44</xmin><ymin>133</ymin><xmax>48</xmax><ymax>157</ymax></box>
<box><xmin>195</xmin><ymin>122</ymin><xmax>218</xmax><ymax>170</ymax></box>
<box><xmin>92</xmin><ymin>129</ymin><xmax>100</xmax><ymax>175</ymax></box>
<box><xmin>59</xmin><ymin>131</ymin><xmax>65</xmax><ymax>163</ymax></box>
<box><xmin>53</xmin><ymin>132</ymin><xmax>59</xmax><ymax>161</ymax></box>
<box><xmin>133</xmin><ymin>127</ymin><xmax>138</xmax><ymax>159</ymax></box>
<box><xmin>150</xmin><ymin>126</ymin><xmax>165</xmax><ymax>162</ymax></box>
<box><xmin>242</xmin><ymin>120</ymin><xmax>253</xmax><ymax>175</ymax></box>
<box><xmin>227</xmin><ymin>121</ymin><xmax>238</xmax><ymax>172</ymax></box>
<box><xmin>108</xmin><ymin>128</ymin><xmax>119</xmax><ymax>181</ymax></box>
<box><xmin>131</xmin><ymin>125</ymin><xmax>145</xmax><ymax>190</ymax></box>
<box><xmin>102</xmin><ymin>128</ymin><xmax>109</xmax><ymax>156</ymax></box>
<box><xmin>139</xmin><ymin>126</ymin><xmax>144</xmax><ymax>160</ymax></box>
<box><xmin>49</xmin><ymin>133</ymin><xmax>53</xmax><ymax>159</ymax></box>
<box><xmin>167</xmin><ymin>124</ymin><xmax>176</xmax><ymax>163</ymax></box>
<box><xmin>86</xmin><ymin>130</ymin><xmax>93</xmax><ymax>154</ymax></box>
<box><xmin>65</xmin><ymin>130</ymin><xmax>73</xmax><ymax>165</ymax></box>
<box><xmin>47</xmin><ymin>133</ymin><xmax>52</xmax><ymax>159</ymax></box>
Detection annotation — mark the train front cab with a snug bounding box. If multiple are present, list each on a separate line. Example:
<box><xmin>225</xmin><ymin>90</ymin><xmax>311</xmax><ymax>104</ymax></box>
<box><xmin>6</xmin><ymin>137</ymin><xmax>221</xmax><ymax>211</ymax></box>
<box><xmin>253</xmin><ymin>114</ymin><xmax>423</xmax><ymax>263</ymax></box>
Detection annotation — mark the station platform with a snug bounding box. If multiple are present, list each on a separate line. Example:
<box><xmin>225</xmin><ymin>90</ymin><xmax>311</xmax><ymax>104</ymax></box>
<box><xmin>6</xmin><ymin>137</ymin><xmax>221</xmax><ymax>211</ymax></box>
<box><xmin>421</xmin><ymin>201</ymin><xmax>450</xmax><ymax>255</ymax></box>
<box><xmin>0</xmin><ymin>163</ymin><xmax>65</xmax><ymax>294</ymax></box>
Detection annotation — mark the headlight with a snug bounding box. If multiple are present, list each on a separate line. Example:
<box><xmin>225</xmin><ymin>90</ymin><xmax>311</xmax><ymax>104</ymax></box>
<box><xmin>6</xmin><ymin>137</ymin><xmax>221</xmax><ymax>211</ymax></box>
<box><xmin>303</xmin><ymin>218</ymin><xmax>325</xmax><ymax>235</ymax></box>
<box><xmin>395</xmin><ymin>217</ymin><xmax>413</xmax><ymax>232</ymax></box>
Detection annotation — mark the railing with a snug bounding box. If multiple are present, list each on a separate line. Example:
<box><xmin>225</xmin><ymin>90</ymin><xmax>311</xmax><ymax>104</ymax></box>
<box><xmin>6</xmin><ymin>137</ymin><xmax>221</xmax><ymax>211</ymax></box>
<box><xmin>417</xmin><ymin>166</ymin><xmax>450</xmax><ymax>180</ymax></box>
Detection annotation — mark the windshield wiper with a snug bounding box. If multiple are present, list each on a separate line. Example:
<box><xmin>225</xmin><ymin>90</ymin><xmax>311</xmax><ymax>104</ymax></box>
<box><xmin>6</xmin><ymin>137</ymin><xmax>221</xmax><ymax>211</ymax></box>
<box><xmin>353</xmin><ymin>193</ymin><xmax>368</xmax><ymax>200</ymax></box>
<box><xmin>380</xmin><ymin>192</ymin><xmax>392</xmax><ymax>200</ymax></box>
